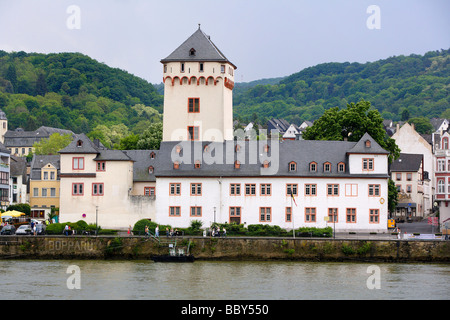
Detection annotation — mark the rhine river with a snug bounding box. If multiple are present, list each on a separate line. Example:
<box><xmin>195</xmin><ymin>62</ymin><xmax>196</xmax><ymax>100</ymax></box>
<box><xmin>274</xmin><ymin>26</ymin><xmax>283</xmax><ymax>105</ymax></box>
<box><xmin>1</xmin><ymin>260</ymin><xmax>448</xmax><ymax>300</ymax></box>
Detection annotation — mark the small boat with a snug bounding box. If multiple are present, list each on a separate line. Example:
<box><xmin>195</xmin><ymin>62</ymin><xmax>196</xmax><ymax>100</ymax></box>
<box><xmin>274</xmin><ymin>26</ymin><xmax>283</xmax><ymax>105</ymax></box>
<box><xmin>151</xmin><ymin>241</ymin><xmax>195</xmax><ymax>262</ymax></box>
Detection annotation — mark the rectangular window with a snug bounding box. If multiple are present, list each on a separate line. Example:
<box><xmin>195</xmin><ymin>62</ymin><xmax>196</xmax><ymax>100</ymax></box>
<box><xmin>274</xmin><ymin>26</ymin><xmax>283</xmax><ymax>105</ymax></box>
<box><xmin>97</xmin><ymin>161</ymin><xmax>106</xmax><ymax>172</ymax></box>
<box><xmin>144</xmin><ymin>187</ymin><xmax>155</xmax><ymax>196</ymax></box>
<box><xmin>363</xmin><ymin>158</ymin><xmax>374</xmax><ymax>171</ymax></box>
<box><xmin>245</xmin><ymin>183</ymin><xmax>256</xmax><ymax>196</ymax></box>
<box><xmin>305</xmin><ymin>184</ymin><xmax>316</xmax><ymax>196</ymax></box>
<box><xmin>437</xmin><ymin>159</ymin><xmax>445</xmax><ymax>172</ymax></box>
<box><xmin>260</xmin><ymin>207</ymin><xmax>271</xmax><ymax>222</ymax></box>
<box><xmin>188</xmin><ymin>98</ymin><xmax>200</xmax><ymax>113</ymax></box>
<box><xmin>188</xmin><ymin>126</ymin><xmax>199</xmax><ymax>141</ymax></box>
<box><xmin>72</xmin><ymin>183</ymin><xmax>84</xmax><ymax>196</ymax></box>
<box><xmin>169</xmin><ymin>206</ymin><xmax>181</xmax><ymax>217</ymax></box>
<box><xmin>43</xmin><ymin>171</ymin><xmax>48</xmax><ymax>180</ymax></box>
<box><xmin>406</xmin><ymin>185</ymin><xmax>412</xmax><ymax>193</ymax></box>
<box><xmin>369</xmin><ymin>209</ymin><xmax>379</xmax><ymax>223</ymax></box>
<box><xmin>286</xmin><ymin>184</ymin><xmax>298</xmax><ymax>196</ymax></box>
<box><xmin>190</xmin><ymin>206</ymin><xmax>202</xmax><ymax>217</ymax></box>
<box><xmin>260</xmin><ymin>184</ymin><xmax>271</xmax><ymax>196</ymax></box>
<box><xmin>407</xmin><ymin>173</ymin><xmax>412</xmax><ymax>181</ymax></box>
<box><xmin>169</xmin><ymin>183</ymin><xmax>181</xmax><ymax>196</ymax></box>
<box><xmin>50</xmin><ymin>188</ymin><xmax>56</xmax><ymax>197</ymax></box>
<box><xmin>42</xmin><ymin>188</ymin><xmax>47</xmax><ymax>197</ymax></box>
<box><xmin>328</xmin><ymin>208</ymin><xmax>338</xmax><ymax>223</ymax></box>
<box><xmin>0</xmin><ymin>172</ymin><xmax>7</xmax><ymax>184</ymax></box>
<box><xmin>305</xmin><ymin>207</ymin><xmax>316</xmax><ymax>222</ymax></box>
<box><xmin>92</xmin><ymin>183</ymin><xmax>104</xmax><ymax>196</ymax></box>
<box><xmin>230</xmin><ymin>183</ymin><xmax>241</xmax><ymax>196</ymax></box>
<box><xmin>50</xmin><ymin>171</ymin><xmax>55</xmax><ymax>180</ymax></box>
<box><xmin>230</xmin><ymin>207</ymin><xmax>241</xmax><ymax>224</ymax></box>
<box><xmin>180</xmin><ymin>63</ymin><xmax>185</xmax><ymax>73</ymax></box>
<box><xmin>286</xmin><ymin>207</ymin><xmax>292</xmax><ymax>222</ymax></box>
<box><xmin>33</xmin><ymin>188</ymin><xmax>39</xmax><ymax>197</ymax></box>
<box><xmin>346</xmin><ymin>208</ymin><xmax>357</xmax><ymax>223</ymax></box>
<box><xmin>345</xmin><ymin>184</ymin><xmax>358</xmax><ymax>197</ymax></box>
<box><xmin>199</xmin><ymin>63</ymin><xmax>204</xmax><ymax>72</ymax></box>
<box><xmin>190</xmin><ymin>183</ymin><xmax>202</xmax><ymax>196</ymax></box>
<box><xmin>396</xmin><ymin>173</ymin><xmax>402</xmax><ymax>181</ymax></box>
<box><xmin>327</xmin><ymin>184</ymin><xmax>339</xmax><ymax>196</ymax></box>
<box><xmin>73</xmin><ymin>157</ymin><xmax>84</xmax><ymax>170</ymax></box>
<box><xmin>368</xmin><ymin>184</ymin><xmax>380</xmax><ymax>196</ymax></box>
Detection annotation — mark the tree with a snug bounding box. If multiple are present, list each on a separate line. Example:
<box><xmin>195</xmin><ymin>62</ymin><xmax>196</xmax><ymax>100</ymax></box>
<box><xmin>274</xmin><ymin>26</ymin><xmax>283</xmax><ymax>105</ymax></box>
<box><xmin>136</xmin><ymin>122</ymin><xmax>163</xmax><ymax>150</ymax></box>
<box><xmin>118</xmin><ymin>133</ymin><xmax>140</xmax><ymax>150</ymax></box>
<box><xmin>388</xmin><ymin>179</ymin><xmax>398</xmax><ymax>215</ymax></box>
<box><xmin>5</xmin><ymin>64</ymin><xmax>18</xmax><ymax>93</ymax></box>
<box><xmin>401</xmin><ymin>108</ymin><xmax>410</xmax><ymax>121</ymax></box>
<box><xmin>35</xmin><ymin>72</ymin><xmax>48</xmax><ymax>96</ymax></box>
<box><xmin>407</xmin><ymin>117</ymin><xmax>433</xmax><ymax>134</ymax></box>
<box><xmin>302</xmin><ymin>100</ymin><xmax>400</xmax><ymax>163</ymax></box>
<box><xmin>33</xmin><ymin>133</ymin><xmax>73</xmax><ymax>155</ymax></box>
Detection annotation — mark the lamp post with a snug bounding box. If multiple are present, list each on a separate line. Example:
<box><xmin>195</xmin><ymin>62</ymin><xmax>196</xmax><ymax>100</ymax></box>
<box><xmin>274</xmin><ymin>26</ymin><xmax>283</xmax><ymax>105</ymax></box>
<box><xmin>95</xmin><ymin>206</ymin><xmax>98</xmax><ymax>236</ymax></box>
<box><xmin>213</xmin><ymin>206</ymin><xmax>216</xmax><ymax>225</ymax></box>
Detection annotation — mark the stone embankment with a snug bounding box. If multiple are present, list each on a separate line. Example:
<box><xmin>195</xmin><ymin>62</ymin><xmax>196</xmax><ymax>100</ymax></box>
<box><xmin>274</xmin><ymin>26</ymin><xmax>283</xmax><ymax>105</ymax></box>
<box><xmin>0</xmin><ymin>236</ymin><xmax>449</xmax><ymax>262</ymax></box>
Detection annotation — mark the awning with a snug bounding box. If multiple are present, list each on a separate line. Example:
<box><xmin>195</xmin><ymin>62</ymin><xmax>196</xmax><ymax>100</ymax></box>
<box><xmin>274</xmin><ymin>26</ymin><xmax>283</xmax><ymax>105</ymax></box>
<box><xmin>1</xmin><ymin>210</ymin><xmax>26</xmax><ymax>217</ymax></box>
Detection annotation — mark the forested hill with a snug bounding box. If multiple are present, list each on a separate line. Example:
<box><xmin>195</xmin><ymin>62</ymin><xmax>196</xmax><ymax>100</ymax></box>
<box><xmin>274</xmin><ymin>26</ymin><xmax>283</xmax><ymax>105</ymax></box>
<box><xmin>0</xmin><ymin>51</ymin><xmax>163</xmax><ymax>134</ymax></box>
<box><xmin>233</xmin><ymin>49</ymin><xmax>449</xmax><ymax>125</ymax></box>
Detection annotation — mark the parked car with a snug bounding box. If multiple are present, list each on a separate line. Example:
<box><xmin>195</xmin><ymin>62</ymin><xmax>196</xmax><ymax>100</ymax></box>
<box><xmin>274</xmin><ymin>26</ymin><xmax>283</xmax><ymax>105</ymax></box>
<box><xmin>16</xmin><ymin>224</ymin><xmax>32</xmax><ymax>235</ymax></box>
<box><xmin>35</xmin><ymin>224</ymin><xmax>46</xmax><ymax>235</ymax></box>
<box><xmin>0</xmin><ymin>225</ymin><xmax>16</xmax><ymax>235</ymax></box>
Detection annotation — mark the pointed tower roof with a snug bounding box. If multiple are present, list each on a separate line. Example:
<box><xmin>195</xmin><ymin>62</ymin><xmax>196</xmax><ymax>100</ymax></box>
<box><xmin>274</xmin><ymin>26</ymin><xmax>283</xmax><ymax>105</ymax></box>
<box><xmin>161</xmin><ymin>26</ymin><xmax>236</xmax><ymax>69</ymax></box>
<box><xmin>347</xmin><ymin>132</ymin><xmax>389</xmax><ymax>155</ymax></box>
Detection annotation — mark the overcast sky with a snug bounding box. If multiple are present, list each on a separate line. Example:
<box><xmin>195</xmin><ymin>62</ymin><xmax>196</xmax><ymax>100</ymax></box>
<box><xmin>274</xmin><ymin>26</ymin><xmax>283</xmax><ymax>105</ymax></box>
<box><xmin>0</xmin><ymin>0</ymin><xmax>448</xmax><ymax>84</ymax></box>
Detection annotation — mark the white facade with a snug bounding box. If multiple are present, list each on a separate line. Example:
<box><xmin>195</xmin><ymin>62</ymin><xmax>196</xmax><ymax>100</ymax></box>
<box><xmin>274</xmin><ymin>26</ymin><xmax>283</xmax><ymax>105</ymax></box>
<box><xmin>156</xmin><ymin>176</ymin><xmax>388</xmax><ymax>232</ymax></box>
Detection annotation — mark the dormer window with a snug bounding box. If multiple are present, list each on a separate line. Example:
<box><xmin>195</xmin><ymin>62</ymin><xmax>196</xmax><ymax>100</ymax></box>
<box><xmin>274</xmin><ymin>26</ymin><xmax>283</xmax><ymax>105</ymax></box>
<box><xmin>263</xmin><ymin>144</ymin><xmax>269</xmax><ymax>153</ymax></box>
<box><xmin>338</xmin><ymin>162</ymin><xmax>345</xmax><ymax>173</ymax></box>
<box><xmin>150</xmin><ymin>152</ymin><xmax>156</xmax><ymax>159</ymax></box>
<box><xmin>365</xmin><ymin>140</ymin><xmax>371</xmax><ymax>148</ymax></box>
<box><xmin>262</xmin><ymin>160</ymin><xmax>270</xmax><ymax>168</ymax></box>
<box><xmin>148</xmin><ymin>166</ymin><xmax>154</xmax><ymax>174</ymax></box>
<box><xmin>324</xmin><ymin>162</ymin><xmax>331</xmax><ymax>173</ymax></box>
<box><xmin>289</xmin><ymin>161</ymin><xmax>297</xmax><ymax>172</ymax></box>
<box><xmin>173</xmin><ymin>161</ymin><xmax>180</xmax><ymax>170</ymax></box>
<box><xmin>310</xmin><ymin>162</ymin><xmax>317</xmax><ymax>172</ymax></box>
<box><xmin>234</xmin><ymin>160</ymin><xmax>241</xmax><ymax>169</ymax></box>
<box><xmin>176</xmin><ymin>145</ymin><xmax>182</xmax><ymax>154</ymax></box>
<box><xmin>194</xmin><ymin>160</ymin><xmax>201</xmax><ymax>169</ymax></box>
<box><xmin>189</xmin><ymin>48</ymin><xmax>196</xmax><ymax>56</ymax></box>
<box><xmin>76</xmin><ymin>140</ymin><xmax>83</xmax><ymax>147</ymax></box>
<box><xmin>235</xmin><ymin>144</ymin><xmax>241</xmax><ymax>152</ymax></box>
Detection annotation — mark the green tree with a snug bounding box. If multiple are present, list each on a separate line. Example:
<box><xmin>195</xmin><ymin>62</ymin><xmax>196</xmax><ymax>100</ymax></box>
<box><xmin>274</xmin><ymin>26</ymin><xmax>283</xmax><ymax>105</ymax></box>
<box><xmin>35</xmin><ymin>72</ymin><xmax>48</xmax><ymax>96</ymax></box>
<box><xmin>303</xmin><ymin>100</ymin><xmax>400</xmax><ymax>163</ymax></box>
<box><xmin>5</xmin><ymin>64</ymin><xmax>18</xmax><ymax>93</ymax></box>
<box><xmin>118</xmin><ymin>133</ymin><xmax>140</xmax><ymax>150</ymax></box>
<box><xmin>33</xmin><ymin>133</ymin><xmax>73</xmax><ymax>155</ymax></box>
<box><xmin>136</xmin><ymin>122</ymin><xmax>163</xmax><ymax>150</ymax></box>
<box><xmin>388</xmin><ymin>179</ymin><xmax>398</xmax><ymax>215</ymax></box>
<box><xmin>407</xmin><ymin>117</ymin><xmax>433</xmax><ymax>134</ymax></box>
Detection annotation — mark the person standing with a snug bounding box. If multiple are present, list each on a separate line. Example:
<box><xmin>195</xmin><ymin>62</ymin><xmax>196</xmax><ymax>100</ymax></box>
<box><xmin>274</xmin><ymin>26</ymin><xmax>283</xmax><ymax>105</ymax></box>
<box><xmin>155</xmin><ymin>225</ymin><xmax>159</xmax><ymax>237</ymax></box>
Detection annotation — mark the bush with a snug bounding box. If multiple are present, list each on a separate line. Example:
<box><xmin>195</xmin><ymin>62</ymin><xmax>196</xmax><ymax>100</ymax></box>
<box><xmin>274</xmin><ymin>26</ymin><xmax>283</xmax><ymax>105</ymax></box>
<box><xmin>46</xmin><ymin>223</ymin><xmax>65</xmax><ymax>235</ymax></box>
<box><xmin>296</xmin><ymin>227</ymin><xmax>332</xmax><ymax>237</ymax></box>
<box><xmin>132</xmin><ymin>219</ymin><xmax>170</xmax><ymax>235</ymax></box>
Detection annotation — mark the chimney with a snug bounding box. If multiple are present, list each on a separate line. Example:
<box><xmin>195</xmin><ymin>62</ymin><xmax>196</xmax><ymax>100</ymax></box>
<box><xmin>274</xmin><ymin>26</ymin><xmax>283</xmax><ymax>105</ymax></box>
<box><xmin>396</xmin><ymin>123</ymin><xmax>400</xmax><ymax>132</ymax></box>
<box><xmin>411</xmin><ymin>123</ymin><xmax>415</xmax><ymax>130</ymax></box>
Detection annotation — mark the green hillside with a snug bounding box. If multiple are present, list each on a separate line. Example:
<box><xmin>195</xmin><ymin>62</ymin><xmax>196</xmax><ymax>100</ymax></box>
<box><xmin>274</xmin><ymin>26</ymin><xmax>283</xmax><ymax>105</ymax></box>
<box><xmin>0</xmin><ymin>51</ymin><xmax>163</xmax><ymax>135</ymax></box>
<box><xmin>233</xmin><ymin>49</ymin><xmax>450</xmax><ymax>125</ymax></box>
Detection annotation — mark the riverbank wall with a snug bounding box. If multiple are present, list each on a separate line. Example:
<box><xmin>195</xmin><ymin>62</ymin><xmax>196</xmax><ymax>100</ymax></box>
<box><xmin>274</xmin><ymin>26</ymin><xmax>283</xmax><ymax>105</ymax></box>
<box><xmin>0</xmin><ymin>236</ymin><xmax>449</xmax><ymax>262</ymax></box>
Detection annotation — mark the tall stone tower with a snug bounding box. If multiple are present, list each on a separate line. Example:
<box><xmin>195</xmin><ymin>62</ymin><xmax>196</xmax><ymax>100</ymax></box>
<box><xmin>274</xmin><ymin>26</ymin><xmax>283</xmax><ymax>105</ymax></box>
<box><xmin>160</xmin><ymin>26</ymin><xmax>236</xmax><ymax>142</ymax></box>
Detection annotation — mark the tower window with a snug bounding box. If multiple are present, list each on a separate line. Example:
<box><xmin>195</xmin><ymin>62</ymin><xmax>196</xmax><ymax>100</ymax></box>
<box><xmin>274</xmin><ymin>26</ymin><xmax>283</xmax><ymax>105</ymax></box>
<box><xmin>181</xmin><ymin>63</ymin><xmax>185</xmax><ymax>73</ymax></box>
<box><xmin>188</xmin><ymin>126</ymin><xmax>199</xmax><ymax>141</ymax></box>
<box><xmin>189</xmin><ymin>48</ymin><xmax>196</xmax><ymax>56</ymax></box>
<box><xmin>188</xmin><ymin>98</ymin><xmax>200</xmax><ymax>113</ymax></box>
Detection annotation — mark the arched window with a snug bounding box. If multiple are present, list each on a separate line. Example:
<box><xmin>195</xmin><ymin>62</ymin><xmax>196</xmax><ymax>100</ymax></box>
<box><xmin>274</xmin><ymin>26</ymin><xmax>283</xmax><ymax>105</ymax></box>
<box><xmin>148</xmin><ymin>166</ymin><xmax>154</xmax><ymax>174</ymax></box>
<box><xmin>289</xmin><ymin>161</ymin><xmax>297</xmax><ymax>172</ymax></box>
<box><xmin>173</xmin><ymin>161</ymin><xmax>180</xmax><ymax>170</ymax></box>
<box><xmin>150</xmin><ymin>152</ymin><xmax>156</xmax><ymax>159</ymax></box>
<box><xmin>309</xmin><ymin>162</ymin><xmax>317</xmax><ymax>172</ymax></box>
<box><xmin>323</xmin><ymin>162</ymin><xmax>331</xmax><ymax>172</ymax></box>
<box><xmin>337</xmin><ymin>162</ymin><xmax>345</xmax><ymax>173</ymax></box>
<box><xmin>438</xmin><ymin>179</ymin><xmax>445</xmax><ymax>193</ymax></box>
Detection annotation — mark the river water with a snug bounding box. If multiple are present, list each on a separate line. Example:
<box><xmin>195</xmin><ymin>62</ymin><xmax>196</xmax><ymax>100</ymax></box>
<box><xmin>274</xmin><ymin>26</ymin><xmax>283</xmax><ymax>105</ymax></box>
<box><xmin>0</xmin><ymin>260</ymin><xmax>448</xmax><ymax>300</ymax></box>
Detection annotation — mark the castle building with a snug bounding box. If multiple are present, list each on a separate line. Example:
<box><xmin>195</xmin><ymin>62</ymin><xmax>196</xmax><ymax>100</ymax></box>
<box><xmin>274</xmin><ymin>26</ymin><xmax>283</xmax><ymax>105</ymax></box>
<box><xmin>59</xmin><ymin>27</ymin><xmax>390</xmax><ymax>233</ymax></box>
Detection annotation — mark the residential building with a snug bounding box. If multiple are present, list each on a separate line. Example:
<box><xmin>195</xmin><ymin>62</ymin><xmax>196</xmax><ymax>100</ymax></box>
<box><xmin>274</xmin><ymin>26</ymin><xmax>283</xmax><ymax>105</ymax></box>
<box><xmin>58</xmin><ymin>134</ymin><xmax>157</xmax><ymax>227</ymax></box>
<box><xmin>10</xmin><ymin>155</ymin><xmax>28</xmax><ymax>204</ymax></box>
<box><xmin>390</xmin><ymin>153</ymin><xmax>427</xmax><ymax>220</ymax></box>
<box><xmin>29</xmin><ymin>155</ymin><xmax>60</xmax><ymax>219</ymax></box>
<box><xmin>0</xmin><ymin>142</ymin><xmax>10</xmax><ymax>210</ymax></box>
<box><xmin>434</xmin><ymin>131</ymin><xmax>450</xmax><ymax>227</ymax></box>
<box><xmin>391</xmin><ymin>122</ymin><xmax>435</xmax><ymax>215</ymax></box>
<box><xmin>4</xmin><ymin>126</ymin><xmax>74</xmax><ymax>157</ymax></box>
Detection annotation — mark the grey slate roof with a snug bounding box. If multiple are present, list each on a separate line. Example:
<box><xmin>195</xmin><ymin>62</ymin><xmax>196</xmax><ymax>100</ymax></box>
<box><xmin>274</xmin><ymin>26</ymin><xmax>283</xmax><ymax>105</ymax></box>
<box><xmin>160</xmin><ymin>27</ymin><xmax>236</xmax><ymax>68</ymax></box>
<box><xmin>347</xmin><ymin>132</ymin><xmax>389</xmax><ymax>154</ymax></box>
<box><xmin>10</xmin><ymin>155</ymin><xmax>27</xmax><ymax>184</ymax></box>
<box><xmin>389</xmin><ymin>153</ymin><xmax>423</xmax><ymax>172</ymax></box>
<box><xmin>4</xmin><ymin>126</ymin><xmax>74</xmax><ymax>148</ymax></box>
<box><xmin>59</xmin><ymin>133</ymin><xmax>102</xmax><ymax>154</ymax></box>
<box><xmin>154</xmin><ymin>133</ymin><xmax>389</xmax><ymax>178</ymax></box>
<box><xmin>125</xmin><ymin>150</ymin><xmax>158</xmax><ymax>182</ymax></box>
<box><xmin>30</xmin><ymin>155</ymin><xmax>60</xmax><ymax>180</ymax></box>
